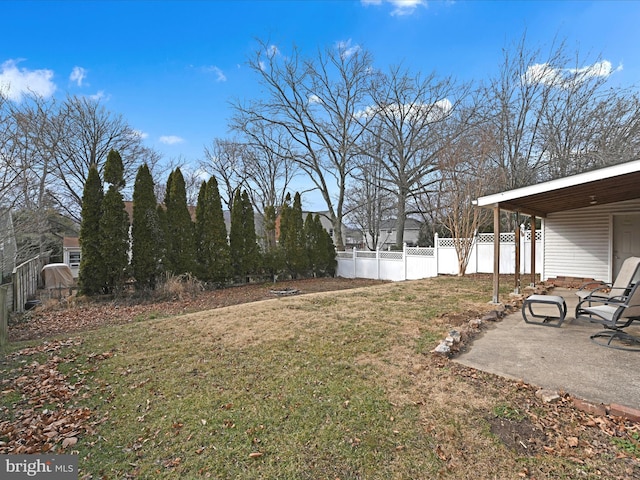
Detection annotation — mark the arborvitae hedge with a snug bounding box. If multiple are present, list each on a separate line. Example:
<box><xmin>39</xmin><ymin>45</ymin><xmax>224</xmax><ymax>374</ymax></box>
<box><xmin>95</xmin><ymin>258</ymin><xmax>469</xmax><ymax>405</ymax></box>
<box><xmin>229</xmin><ymin>189</ymin><xmax>260</xmax><ymax>280</ymax></box>
<box><xmin>241</xmin><ymin>190</ymin><xmax>260</xmax><ymax>277</ymax></box>
<box><xmin>164</xmin><ymin>168</ymin><xmax>195</xmax><ymax>275</ymax></box>
<box><xmin>78</xmin><ymin>165</ymin><xmax>104</xmax><ymax>295</ymax></box>
<box><xmin>279</xmin><ymin>192</ymin><xmax>308</xmax><ymax>278</ymax></box>
<box><xmin>100</xmin><ymin>150</ymin><xmax>130</xmax><ymax>293</ymax></box>
<box><xmin>195</xmin><ymin>177</ymin><xmax>232</xmax><ymax>285</ymax></box>
<box><xmin>131</xmin><ymin>163</ymin><xmax>160</xmax><ymax>289</ymax></box>
<box><xmin>261</xmin><ymin>205</ymin><xmax>282</xmax><ymax>279</ymax></box>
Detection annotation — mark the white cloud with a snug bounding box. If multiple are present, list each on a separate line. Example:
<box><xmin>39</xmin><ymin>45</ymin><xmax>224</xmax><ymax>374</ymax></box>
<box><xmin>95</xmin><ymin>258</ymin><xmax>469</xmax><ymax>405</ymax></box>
<box><xmin>361</xmin><ymin>0</ymin><xmax>427</xmax><ymax>16</ymax></box>
<box><xmin>159</xmin><ymin>135</ymin><xmax>184</xmax><ymax>145</ymax></box>
<box><xmin>356</xmin><ymin>98</ymin><xmax>452</xmax><ymax>122</ymax></box>
<box><xmin>88</xmin><ymin>90</ymin><xmax>108</xmax><ymax>101</ymax></box>
<box><xmin>569</xmin><ymin>60</ymin><xmax>622</xmax><ymax>79</ymax></box>
<box><xmin>308</xmin><ymin>94</ymin><xmax>322</xmax><ymax>104</ymax></box>
<box><xmin>132</xmin><ymin>130</ymin><xmax>149</xmax><ymax>140</ymax></box>
<box><xmin>336</xmin><ymin>40</ymin><xmax>361</xmax><ymax>59</ymax></box>
<box><xmin>0</xmin><ymin>59</ymin><xmax>56</xmax><ymax>101</ymax></box>
<box><xmin>206</xmin><ymin>66</ymin><xmax>227</xmax><ymax>82</ymax></box>
<box><xmin>70</xmin><ymin>66</ymin><xmax>87</xmax><ymax>86</ymax></box>
<box><xmin>523</xmin><ymin>59</ymin><xmax>621</xmax><ymax>87</ymax></box>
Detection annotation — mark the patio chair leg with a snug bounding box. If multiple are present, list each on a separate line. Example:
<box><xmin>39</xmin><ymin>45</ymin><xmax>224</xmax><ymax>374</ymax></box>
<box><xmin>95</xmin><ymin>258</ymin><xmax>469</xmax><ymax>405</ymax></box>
<box><xmin>590</xmin><ymin>330</ymin><xmax>640</xmax><ymax>352</ymax></box>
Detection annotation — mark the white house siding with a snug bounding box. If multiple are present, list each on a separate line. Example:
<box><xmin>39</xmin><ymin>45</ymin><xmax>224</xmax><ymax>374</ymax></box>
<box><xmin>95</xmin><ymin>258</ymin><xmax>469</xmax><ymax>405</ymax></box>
<box><xmin>543</xmin><ymin>198</ymin><xmax>640</xmax><ymax>283</ymax></box>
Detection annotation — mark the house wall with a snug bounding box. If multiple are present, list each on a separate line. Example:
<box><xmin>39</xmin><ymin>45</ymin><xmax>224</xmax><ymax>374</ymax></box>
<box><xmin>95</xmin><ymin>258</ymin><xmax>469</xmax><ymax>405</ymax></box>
<box><xmin>63</xmin><ymin>247</ymin><xmax>81</xmax><ymax>279</ymax></box>
<box><xmin>543</xmin><ymin>198</ymin><xmax>640</xmax><ymax>283</ymax></box>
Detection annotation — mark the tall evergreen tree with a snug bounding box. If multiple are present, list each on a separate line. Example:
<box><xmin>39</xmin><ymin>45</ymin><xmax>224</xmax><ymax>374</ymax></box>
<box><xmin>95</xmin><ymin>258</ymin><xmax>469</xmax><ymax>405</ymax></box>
<box><xmin>100</xmin><ymin>150</ymin><xmax>130</xmax><ymax>293</ymax></box>
<box><xmin>194</xmin><ymin>181</ymin><xmax>208</xmax><ymax>279</ymax></box>
<box><xmin>164</xmin><ymin>168</ymin><xmax>195</xmax><ymax>275</ymax></box>
<box><xmin>195</xmin><ymin>177</ymin><xmax>232</xmax><ymax>285</ymax></box>
<box><xmin>261</xmin><ymin>204</ymin><xmax>283</xmax><ymax>280</ymax></box>
<box><xmin>241</xmin><ymin>190</ymin><xmax>260</xmax><ymax>276</ymax></box>
<box><xmin>229</xmin><ymin>189</ymin><xmax>260</xmax><ymax>281</ymax></box>
<box><xmin>316</xmin><ymin>215</ymin><xmax>337</xmax><ymax>277</ymax></box>
<box><xmin>78</xmin><ymin>165</ymin><xmax>104</xmax><ymax>295</ymax></box>
<box><xmin>304</xmin><ymin>213</ymin><xmax>320</xmax><ymax>276</ymax></box>
<box><xmin>279</xmin><ymin>192</ymin><xmax>307</xmax><ymax>278</ymax></box>
<box><xmin>156</xmin><ymin>204</ymin><xmax>168</xmax><ymax>273</ymax></box>
<box><xmin>229</xmin><ymin>189</ymin><xmax>244</xmax><ymax>278</ymax></box>
<box><xmin>104</xmin><ymin>149</ymin><xmax>125</xmax><ymax>189</ymax></box>
<box><xmin>131</xmin><ymin>163</ymin><xmax>160</xmax><ymax>289</ymax></box>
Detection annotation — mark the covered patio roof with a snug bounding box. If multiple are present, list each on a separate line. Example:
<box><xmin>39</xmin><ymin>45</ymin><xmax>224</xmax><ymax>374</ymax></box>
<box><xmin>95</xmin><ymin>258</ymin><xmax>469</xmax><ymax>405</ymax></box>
<box><xmin>474</xmin><ymin>160</ymin><xmax>640</xmax><ymax>302</ymax></box>
<box><xmin>475</xmin><ymin>159</ymin><xmax>640</xmax><ymax>217</ymax></box>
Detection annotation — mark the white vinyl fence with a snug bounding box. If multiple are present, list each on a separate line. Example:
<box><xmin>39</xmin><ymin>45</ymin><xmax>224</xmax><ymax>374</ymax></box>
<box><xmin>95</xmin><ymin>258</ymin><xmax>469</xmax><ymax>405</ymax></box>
<box><xmin>337</xmin><ymin>231</ymin><xmax>541</xmax><ymax>281</ymax></box>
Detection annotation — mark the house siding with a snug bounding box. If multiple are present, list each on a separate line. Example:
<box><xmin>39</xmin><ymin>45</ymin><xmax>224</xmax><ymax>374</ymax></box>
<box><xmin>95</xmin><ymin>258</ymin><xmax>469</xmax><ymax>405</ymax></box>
<box><xmin>544</xmin><ymin>198</ymin><xmax>640</xmax><ymax>283</ymax></box>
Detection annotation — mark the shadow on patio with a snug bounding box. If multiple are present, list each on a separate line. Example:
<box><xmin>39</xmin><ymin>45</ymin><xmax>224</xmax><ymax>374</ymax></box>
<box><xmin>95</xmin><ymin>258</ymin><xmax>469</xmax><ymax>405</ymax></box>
<box><xmin>455</xmin><ymin>287</ymin><xmax>640</xmax><ymax>412</ymax></box>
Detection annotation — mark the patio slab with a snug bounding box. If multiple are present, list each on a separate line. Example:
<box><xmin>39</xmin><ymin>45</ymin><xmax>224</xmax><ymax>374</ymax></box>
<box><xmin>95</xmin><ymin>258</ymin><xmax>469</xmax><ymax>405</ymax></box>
<box><xmin>455</xmin><ymin>288</ymin><xmax>640</xmax><ymax>410</ymax></box>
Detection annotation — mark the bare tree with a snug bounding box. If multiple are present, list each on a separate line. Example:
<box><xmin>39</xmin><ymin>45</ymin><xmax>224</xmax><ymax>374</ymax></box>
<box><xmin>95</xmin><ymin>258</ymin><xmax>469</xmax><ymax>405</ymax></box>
<box><xmin>536</xmin><ymin>49</ymin><xmax>640</xmax><ymax>179</ymax></box>
<box><xmin>482</xmin><ymin>35</ymin><xmax>563</xmax><ymax>191</ymax></box>
<box><xmin>432</xmin><ymin>122</ymin><xmax>494</xmax><ymax>275</ymax></box>
<box><xmin>544</xmin><ymin>88</ymin><xmax>640</xmax><ymax>179</ymax></box>
<box><xmin>232</xmin><ymin>40</ymin><xmax>377</xmax><ymax>250</ymax></box>
<box><xmin>236</xmin><ymin>122</ymin><xmax>299</xmax><ymax>216</ymax></box>
<box><xmin>52</xmin><ymin>95</ymin><xmax>153</xmax><ymax>221</ymax></box>
<box><xmin>364</xmin><ymin>65</ymin><xmax>470</xmax><ymax>248</ymax></box>
<box><xmin>202</xmin><ymin>138</ymin><xmax>248</xmax><ymax>211</ymax></box>
<box><xmin>0</xmin><ymin>95</ymin><xmax>67</xmax><ymax>260</ymax></box>
<box><xmin>0</xmin><ymin>100</ymin><xmax>18</xmax><ymax>210</ymax></box>
<box><xmin>345</xmin><ymin>139</ymin><xmax>395</xmax><ymax>250</ymax></box>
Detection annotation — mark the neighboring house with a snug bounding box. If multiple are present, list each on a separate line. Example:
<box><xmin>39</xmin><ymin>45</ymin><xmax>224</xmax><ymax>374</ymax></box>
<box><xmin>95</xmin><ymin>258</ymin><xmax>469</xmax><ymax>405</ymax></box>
<box><xmin>306</xmin><ymin>211</ymin><xmax>363</xmax><ymax>249</ymax></box>
<box><xmin>475</xmin><ymin>159</ymin><xmax>640</xmax><ymax>301</ymax></box>
<box><xmin>0</xmin><ymin>210</ymin><xmax>17</xmax><ymax>282</ymax></box>
<box><xmin>62</xmin><ymin>237</ymin><xmax>81</xmax><ymax>279</ymax></box>
<box><xmin>363</xmin><ymin>218</ymin><xmax>423</xmax><ymax>250</ymax></box>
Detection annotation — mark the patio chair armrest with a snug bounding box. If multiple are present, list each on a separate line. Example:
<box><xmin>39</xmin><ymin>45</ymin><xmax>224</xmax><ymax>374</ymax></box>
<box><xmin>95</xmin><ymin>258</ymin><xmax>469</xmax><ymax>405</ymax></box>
<box><xmin>577</xmin><ymin>281</ymin><xmax>610</xmax><ymax>292</ymax></box>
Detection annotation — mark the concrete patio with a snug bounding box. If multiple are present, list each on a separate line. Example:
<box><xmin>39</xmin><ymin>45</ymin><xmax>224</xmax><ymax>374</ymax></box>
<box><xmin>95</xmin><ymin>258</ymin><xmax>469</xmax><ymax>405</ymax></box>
<box><xmin>455</xmin><ymin>288</ymin><xmax>640</xmax><ymax>411</ymax></box>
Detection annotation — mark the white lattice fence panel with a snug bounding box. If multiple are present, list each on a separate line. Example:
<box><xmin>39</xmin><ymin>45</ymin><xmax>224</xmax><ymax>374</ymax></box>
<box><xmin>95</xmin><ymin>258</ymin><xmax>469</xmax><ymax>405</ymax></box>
<box><xmin>406</xmin><ymin>247</ymin><xmax>435</xmax><ymax>257</ymax></box>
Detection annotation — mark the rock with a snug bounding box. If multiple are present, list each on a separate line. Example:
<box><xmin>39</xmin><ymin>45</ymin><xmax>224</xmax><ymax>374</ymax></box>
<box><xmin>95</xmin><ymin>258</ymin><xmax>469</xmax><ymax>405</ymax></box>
<box><xmin>482</xmin><ymin>311</ymin><xmax>500</xmax><ymax>322</ymax></box>
<box><xmin>468</xmin><ymin>318</ymin><xmax>483</xmax><ymax>328</ymax></box>
<box><xmin>446</xmin><ymin>330</ymin><xmax>461</xmax><ymax>344</ymax></box>
<box><xmin>535</xmin><ymin>388</ymin><xmax>560</xmax><ymax>403</ymax></box>
<box><xmin>432</xmin><ymin>342</ymin><xmax>451</xmax><ymax>354</ymax></box>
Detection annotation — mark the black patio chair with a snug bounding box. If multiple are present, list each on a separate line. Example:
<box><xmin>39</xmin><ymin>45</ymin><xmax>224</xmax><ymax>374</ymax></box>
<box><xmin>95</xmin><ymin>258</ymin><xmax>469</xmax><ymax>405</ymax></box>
<box><xmin>576</xmin><ymin>280</ymin><xmax>640</xmax><ymax>352</ymax></box>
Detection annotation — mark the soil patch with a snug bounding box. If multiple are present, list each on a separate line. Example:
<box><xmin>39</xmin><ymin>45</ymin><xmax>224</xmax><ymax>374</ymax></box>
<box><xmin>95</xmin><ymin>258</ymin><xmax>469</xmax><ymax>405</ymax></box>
<box><xmin>487</xmin><ymin>416</ymin><xmax>547</xmax><ymax>455</ymax></box>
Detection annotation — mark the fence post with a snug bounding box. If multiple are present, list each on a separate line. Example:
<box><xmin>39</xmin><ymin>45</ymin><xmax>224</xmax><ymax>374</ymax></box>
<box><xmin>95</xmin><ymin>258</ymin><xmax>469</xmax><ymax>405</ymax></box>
<box><xmin>0</xmin><ymin>285</ymin><xmax>7</xmax><ymax>348</ymax></box>
<box><xmin>376</xmin><ymin>248</ymin><xmax>380</xmax><ymax>280</ymax></box>
<box><xmin>352</xmin><ymin>247</ymin><xmax>357</xmax><ymax>279</ymax></box>
<box><xmin>434</xmin><ymin>233</ymin><xmax>439</xmax><ymax>275</ymax></box>
<box><xmin>403</xmin><ymin>243</ymin><xmax>407</xmax><ymax>280</ymax></box>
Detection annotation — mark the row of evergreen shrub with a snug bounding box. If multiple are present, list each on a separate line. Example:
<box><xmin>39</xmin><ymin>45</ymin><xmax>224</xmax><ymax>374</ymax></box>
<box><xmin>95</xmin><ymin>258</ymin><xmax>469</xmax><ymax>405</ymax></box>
<box><xmin>78</xmin><ymin>152</ymin><xmax>337</xmax><ymax>295</ymax></box>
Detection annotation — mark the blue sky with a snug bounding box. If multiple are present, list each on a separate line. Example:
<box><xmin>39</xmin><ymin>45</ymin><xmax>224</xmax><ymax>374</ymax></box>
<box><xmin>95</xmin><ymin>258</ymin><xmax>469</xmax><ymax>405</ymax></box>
<box><xmin>2</xmin><ymin>0</ymin><xmax>639</xmax><ymax>205</ymax></box>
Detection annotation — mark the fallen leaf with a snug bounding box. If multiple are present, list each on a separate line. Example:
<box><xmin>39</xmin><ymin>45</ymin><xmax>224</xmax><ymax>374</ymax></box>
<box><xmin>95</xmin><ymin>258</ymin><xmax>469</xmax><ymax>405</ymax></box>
<box><xmin>62</xmin><ymin>437</ymin><xmax>78</xmax><ymax>448</ymax></box>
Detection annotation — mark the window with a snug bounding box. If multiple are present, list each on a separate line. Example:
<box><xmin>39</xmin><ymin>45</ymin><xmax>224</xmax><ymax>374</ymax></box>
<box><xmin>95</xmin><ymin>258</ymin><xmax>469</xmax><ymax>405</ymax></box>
<box><xmin>69</xmin><ymin>251</ymin><xmax>81</xmax><ymax>268</ymax></box>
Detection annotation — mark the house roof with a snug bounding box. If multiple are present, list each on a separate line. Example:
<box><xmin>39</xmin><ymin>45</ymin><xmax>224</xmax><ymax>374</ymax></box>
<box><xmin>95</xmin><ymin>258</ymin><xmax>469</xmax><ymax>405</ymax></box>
<box><xmin>379</xmin><ymin>218</ymin><xmax>423</xmax><ymax>230</ymax></box>
<box><xmin>475</xmin><ymin>160</ymin><xmax>640</xmax><ymax>217</ymax></box>
<box><xmin>63</xmin><ymin>237</ymin><xmax>80</xmax><ymax>248</ymax></box>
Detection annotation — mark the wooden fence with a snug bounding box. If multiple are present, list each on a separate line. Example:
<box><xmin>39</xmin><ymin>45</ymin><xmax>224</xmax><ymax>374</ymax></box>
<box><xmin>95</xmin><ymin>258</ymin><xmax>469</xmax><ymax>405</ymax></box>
<box><xmin>11</xmin><ymin>252</ymin><xmax>50</xmax><ymax>314</ymax></box>
<box><xmin>0</xmin><ymin>284</ymin><xmax>9</xmax><ymax>348</ymax></box>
